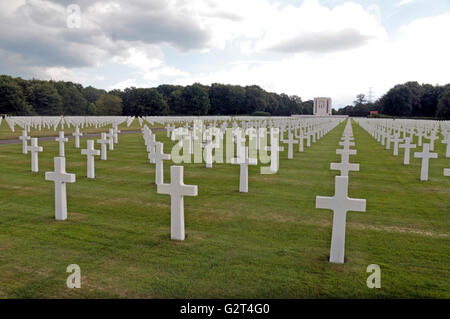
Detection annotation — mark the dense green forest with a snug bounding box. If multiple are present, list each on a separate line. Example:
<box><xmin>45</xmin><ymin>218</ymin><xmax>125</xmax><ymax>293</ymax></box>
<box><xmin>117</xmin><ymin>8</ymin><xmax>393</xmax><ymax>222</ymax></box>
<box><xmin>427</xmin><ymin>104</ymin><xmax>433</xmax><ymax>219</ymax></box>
<box><xmin>0</xmin><ymin>75</ymin><xmax>449</xmax><ymax>118</ymax></box>
<box><xmin>335</xmin><ymin>82</ymin><xmax>450</xmax><ymax>119</ymax></box>
<box><xmin>0</xmin><ymin>75</ymin><xmax>311</xmax><ymax>117</ymax></box>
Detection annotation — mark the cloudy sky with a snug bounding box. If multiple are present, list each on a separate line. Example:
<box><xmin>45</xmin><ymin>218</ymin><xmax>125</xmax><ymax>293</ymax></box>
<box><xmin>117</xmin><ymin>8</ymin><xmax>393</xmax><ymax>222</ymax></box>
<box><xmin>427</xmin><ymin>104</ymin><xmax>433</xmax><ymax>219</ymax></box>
<box><xmin>1</xmin><ymin>0</ymin><xmax>449</xmax><ymax>108</ymax></box>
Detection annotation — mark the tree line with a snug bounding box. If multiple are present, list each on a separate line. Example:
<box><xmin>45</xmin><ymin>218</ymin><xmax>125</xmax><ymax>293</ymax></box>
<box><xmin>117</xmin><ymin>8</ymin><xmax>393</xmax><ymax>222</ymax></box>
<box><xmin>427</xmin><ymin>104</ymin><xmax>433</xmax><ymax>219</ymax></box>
<box><xmin>0</xmin><ymin>75</ymin><xmax>313</xmax><ymax>116</ymax></box>
<box><xmin>2</xmin><ymin>75</ymin><xmax>448</xmax><ymax>119</ymax></box>
<box><xmin>335</xmin><ymin>82</ymin><xmax>450</xmax><ymax>119</ymax></box>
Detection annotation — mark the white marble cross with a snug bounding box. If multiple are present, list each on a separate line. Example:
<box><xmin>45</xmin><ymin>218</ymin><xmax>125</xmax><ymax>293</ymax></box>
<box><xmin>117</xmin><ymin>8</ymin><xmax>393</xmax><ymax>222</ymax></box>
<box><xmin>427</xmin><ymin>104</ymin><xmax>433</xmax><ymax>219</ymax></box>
<box><xmin>113</xmin><ymin>125</ymin><xmax>120</xmax><ymax>144</ymax></box>
<box><xmin>45</xmin><ymin>157</ymin><xmax>76</xmax><ymax>220</ymax></box>
<box><xmin>426</xmin><ymin>132</ymin><xmax>439</xmax><ymax>151</ymax></box>
<box><xmin>146</xmin><ymin>134</ymin><xmax>157</xmax><ymax>163</ymax></box>
<box><xmin>261</xmin><ymin>129</ymin><xmax>284</xmax><ymax>174</ymax></box>
<box><xmin>385</xmin><ymin>133</ymin><xmax>392</xmax><ymax>150</ymax></box>
<box><xmin>81</xmin><ymin>140</ymin><xmax>100</xmax><ymax>178</ymax></box>
<box><xmin>399</xmin><ymin>138</ymin><xmax>416</xmax><ymax>165</ymax></box>
<box><xmin>294</xmin><ymin>128</ymin><xmax>305</xmax><ymax>152</ymax></box>
<box><xmin>391</xmin><ymin>134</ymin><xmax>403</xmax><ymax>156</ymax></box>
<box><xmin>305</xmin><ymin>131</ymin><xmax>311</xmax><ymax>147</ymax></box>
<box><xmin>157</xmin><ymin>166</ymin><xmax>198</xmax><ymax>241</ymax></box>
<box><xmin>203</xmin><ymin>137</ymin><xmax>214</xmax><ymax>168</ymax></box>
<box><xmin>414</xmin><ymin>143</ymin><xmax>438</xmax><ymax>181</ymax></box>
<box><xmin>336</xmin><ymin>148</ymin><xmax>356</xmax><ymax>163</ymax></box>
<box><xmin>96</xmin><ymin>132</ymin><xmax>109</xmax><ymax>160</ymax></box>
<box><xmin>149</xmin><ymin>142</ymin><xmax>171</xmax><ymax>185</ymax></box>
<box><xmin>316</xmin><ymin>176</ymin><xmax>366</xmax><ymax>264</ymax></box>
<box><xmin>441</xmin><ymin>135</ymin><xmax>450</xmax><ymax>158</ymax></box>
<box><xmin>232</xmin><ymin>146</ymin><xmax>257</xmax><ymax>192</ymax></box>
<box><xmin>281</xmin><ymin>131</ymin><xmax>298</xmax><ymax>159</ymax></box>
<box><xmin>56</xmin><ymin>131</ymin><xmax>68</xmax><ymax>157</ymax></box>
<box><xmin>19</xmin><ymin>130</ymin><xmax>30</xmax><ymax>154</ymax></box>
<box><xmin>27</xmin><ymin>137</ymin><xmax>43</xmax><ymax>172</ymax></box>
<box><xmin>106</xmin><ymin>128</ymin><xmax>115</xmax><ymax>150</ymax></box>
<box><xmin>165</xmin><ymin>124</ymin><xmax>172</xmax><ymax>138</ymax></box>
<box><xmin>330</xmin><ymin>157</ymin><xmax>359</xmax><ymax>176</ymax></box>
<box><xmin>417</xmin><ymin>129</ymin><xmax>424</xmax><ymax>146</ymax></box>
<box><xmin>72</xmin><ymin>127</ymin><xmax>83</xmax><ymax>148</ymax></box>
<box><xmin>338</xmin><ymin>139</ymin><xmax>355</xmax><ymax>150</ymax></box>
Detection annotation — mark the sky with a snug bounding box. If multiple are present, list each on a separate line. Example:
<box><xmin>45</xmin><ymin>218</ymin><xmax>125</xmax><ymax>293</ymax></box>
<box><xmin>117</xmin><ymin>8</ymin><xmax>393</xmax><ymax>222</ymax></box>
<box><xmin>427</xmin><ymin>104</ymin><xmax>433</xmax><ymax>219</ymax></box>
<box><xmin>0</xmin><ymin>0</ymin><xmax>449</xmax><ymax>109</ymax></box>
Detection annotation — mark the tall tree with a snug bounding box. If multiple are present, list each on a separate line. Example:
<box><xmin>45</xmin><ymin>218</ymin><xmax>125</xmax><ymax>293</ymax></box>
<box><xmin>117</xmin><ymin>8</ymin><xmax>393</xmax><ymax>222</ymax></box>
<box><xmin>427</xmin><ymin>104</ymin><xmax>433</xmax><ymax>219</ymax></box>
<box><xmin>135</xmin><ymin>88</ymin><xmax>169</xmax><ymax>115</ymax></box>
<box><xmin>0</xmin><ymin>76</ymin><xmax>30</xmax><ymax>115</ymax></box>
<box><xmin>54</xmin><ymin>81</ymin><xmax>88</xmax><ymax>115</ymax></box>
<box><xmin>228</xmin><ymin>85</ymin><xmax>246</xmax><ymax>114</ymax></box>
<box><xmin>379</xmin><ymin>84</ymin><xmax>413</xmax><ymax>116</ymax></box>
<box><xmin>83</xmin><ymin>86</ymin><xmax>106</xmax><ymax>104</ymax></box>
<box><xmin>181</xmin><ymin>83</ymin><xmax>210</xmax><ymax>115</ymax></box>
<box><xmin>403</xmin><ymin>81</ymin><xmax>423</xmax><ymax>116</ymax></box>
<box><xmin>420</xmin><ymin>84</ymin><xmax>441</xmax><ymax>117</ymax></box>
<box><xmin>209</xmin><ymin>83</ymin><xmax>230</xmax><ymax>115</ymax></box>
<box><xmin>245</xmin><ymin>85</ymin><xmax>267</xmax><ymax>114</ymax></box>
<box><xmin>301</xmin><ymin>100</ymin><xmax>314</xmax><ymax>115</ymax></box>
<box><xmin>28</xmin><ymin>82</ymin><xmax>62</xmax><ymax>115</ymax></box>
<box><xmin>436</xmin><ymin>85</ymin><xmax>450</xmax><ymax>119</ymax></box>
<box><xmin>96</xmin><ymin>94</ymin><xmax>123</xmax><ymax>115</ymax></box>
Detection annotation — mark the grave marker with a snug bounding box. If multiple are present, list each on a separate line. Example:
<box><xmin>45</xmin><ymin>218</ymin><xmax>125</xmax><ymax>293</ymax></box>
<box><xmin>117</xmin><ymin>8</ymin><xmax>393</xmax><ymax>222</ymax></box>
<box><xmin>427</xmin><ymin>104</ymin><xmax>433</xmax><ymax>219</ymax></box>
<box><xmin>56</xmin><ymin>131</ymin><xmax>68</xmax><ymax>157</ymax></box>
<box><xmin>81</xmin><ymin>140</ymin><xmax>100</xmax><ymax>178</ymax></box>
<box><xmin>157</xmin><ymin>166</ymin><xmax>198</xmax><ymax>241</ymax></box>
<box><xmin>27</xmin><ymin>137</ymin><xmax>43</xmax><ymax>172</ymax></box>
<box><xmin>149</xmin><ymin>142</ymin><xmax>171</xmax><ymax>185</ymax></box>
<box><xmin>399</xmin><ymin>138</ymin><xmax>416</xmax><ymax>165</ymax></box>
<box><xmin>414</xmin><ymin>143</ymin><xmax>438</xmax><ymax>181</ymax></box>
<box><xmin>19</xmin><ymin>130</ymin><xmax>30</xmax><ymax>154</ymax></box>
<box><xmin>316</xmin><ymin>176</ymin><xmax>366</xmax><ymax>264</ymax></box>
<box><xmin>72</xmin><ymin>127</ymin><xmax>83</xmax><ymax>148</ymax></box>
<box><xmin>232</xmin><ymin>147</ymin><xmax>257</xmax><ymax>192</ymax></box>
<box><xmin>96</xmin><ymin>133</ymin><xmax>109</xmax><ymax>160</ymax></box>
<box><xmin>45</xmin><ymin>157</ymin><xmax>76</xmax><ymax>221</ymax></box>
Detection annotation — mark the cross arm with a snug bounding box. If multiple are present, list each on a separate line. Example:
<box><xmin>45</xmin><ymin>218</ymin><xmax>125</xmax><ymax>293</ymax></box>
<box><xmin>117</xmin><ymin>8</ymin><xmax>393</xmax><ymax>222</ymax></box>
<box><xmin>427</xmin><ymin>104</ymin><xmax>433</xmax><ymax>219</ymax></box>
<box><xmin>181</xmin><ymin>184</ymin><xmax>198</xmax><ymax>197</ymax></box>
<box><xmin>157</xmin><ymin>183</ymin><xmax>172</xmax><ymax>195</ymax></box>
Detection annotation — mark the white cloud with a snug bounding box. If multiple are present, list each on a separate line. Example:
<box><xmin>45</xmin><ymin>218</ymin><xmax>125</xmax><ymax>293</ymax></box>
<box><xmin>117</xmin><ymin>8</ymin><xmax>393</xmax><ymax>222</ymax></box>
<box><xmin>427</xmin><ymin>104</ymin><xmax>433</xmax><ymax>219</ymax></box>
<box><xmin>113</xmin><ymin>47</ymin><xmax>164</xmax><ymax>71</ymax></box>
<box><xmin>142</xmin><ymin>67</ymin><xmax>189</xmax><ymax>84</ymax></box>
<box><xmin>2</xmin><ymin>0</ymin><xmax>449</xmax><ymax>108</ymax></box>
<box><xmin>110</xmin><ymin>78</ymin><xmax>142</xmax><ymax>90</ymax></box>
<box><xmin>253</xmin><ymin>0</ymin><xmax>387</xmax><ymax>54</ymax></box>
<box><xmin>171</xmin><ymin>11</ymin><xmax>450</xmax><ymax>108</ymax></box>
<box><xmin>399</xmin><ymin>0</ymin><xmax>414</xmax><ymax>6</ymax></box>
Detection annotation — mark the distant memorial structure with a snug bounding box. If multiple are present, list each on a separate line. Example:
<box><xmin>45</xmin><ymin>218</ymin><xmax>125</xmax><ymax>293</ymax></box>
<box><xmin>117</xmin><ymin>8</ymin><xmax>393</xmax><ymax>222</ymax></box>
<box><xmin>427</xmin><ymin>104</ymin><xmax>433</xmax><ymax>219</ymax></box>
<box><xmin>314</xmin><ymin>97</ymin><xmax>332</xmax><ymax>116</ymax></box>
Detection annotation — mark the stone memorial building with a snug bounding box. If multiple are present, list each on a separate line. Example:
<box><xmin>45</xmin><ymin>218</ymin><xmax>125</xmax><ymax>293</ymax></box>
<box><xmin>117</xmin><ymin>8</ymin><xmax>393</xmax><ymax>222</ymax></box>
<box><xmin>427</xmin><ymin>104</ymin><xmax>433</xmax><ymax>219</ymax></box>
<box><xmin>314</xmin><ymin>97</ymin><xmax>332</xmax><ymax>116</ymax></box>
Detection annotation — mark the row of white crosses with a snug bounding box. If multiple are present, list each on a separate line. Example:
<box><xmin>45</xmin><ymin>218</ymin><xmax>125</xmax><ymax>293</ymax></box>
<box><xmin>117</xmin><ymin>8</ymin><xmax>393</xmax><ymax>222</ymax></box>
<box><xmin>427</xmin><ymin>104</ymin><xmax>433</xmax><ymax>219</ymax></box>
<box><xmin>17</xmin><ymin>118</ymin><xmax>120</xmax><ymax>171</ymax></box>
<box><xmin>11</xmin><ymin>116</ymin><xmax>347</xmax><ymax>243</ymax></box>
<box><xmin>6</xmin><ymin>115</ymin><xmax>133</xmax><ymax>133</ymax></box>
<box><xmin>141</xmin><ymin>125</ymin><xmax>197</xmax><ymax>241</ymax></box>
<box><xmin>46</xmin><ymin>127</ymin><xmax>119</xmax><ymax>220</ymax></box>
<box><xmin>18</xmin><ymin>129</ymin><xmax>45</xmax><ymax>172</ymax></box>
<box><xmin>44</xmin><ymin>124</ymin><xmax>123</xmax><ymax>220</ymax></box>
<box><xmin>142</xmin><ymin>125</ymin><xmax>172</xmax><ymax>185</ymax></box>
<box><xmin>316</xmin><ymin>119</ymin><xmax>366</xmax><ymax>264</ymax></box>
<box><xmin>14</xmin><ymin>122</ymin><xmax>121</xmax><ymax>221</ymax></box>
<box><xmin>141</xmin><ymin>118</ymin><xmax>344</xmax><ymax>241</ymax></box>
<box><xmin>355</xmin><ymin>118</ymin><xmax>447</xmax><ymax>181</ymax></box>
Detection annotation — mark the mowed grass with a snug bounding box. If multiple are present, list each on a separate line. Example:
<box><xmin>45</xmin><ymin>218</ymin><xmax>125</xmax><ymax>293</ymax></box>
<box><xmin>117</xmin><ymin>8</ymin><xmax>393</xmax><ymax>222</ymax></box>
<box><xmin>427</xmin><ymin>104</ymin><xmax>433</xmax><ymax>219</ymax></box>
<box><xmin>0</xmin><ymin>119</ymin><xmax>448</xmax><ymax>298</ymax></box>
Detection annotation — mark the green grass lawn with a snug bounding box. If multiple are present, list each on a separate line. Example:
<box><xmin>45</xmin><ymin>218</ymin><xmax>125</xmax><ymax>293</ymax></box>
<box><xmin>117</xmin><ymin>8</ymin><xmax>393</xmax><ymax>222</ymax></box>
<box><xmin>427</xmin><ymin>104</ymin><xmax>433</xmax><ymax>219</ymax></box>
<box><xmin>0</xmin><ymin>119</ymin><xmax>448</xmax><ymax>298</ymax></box>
